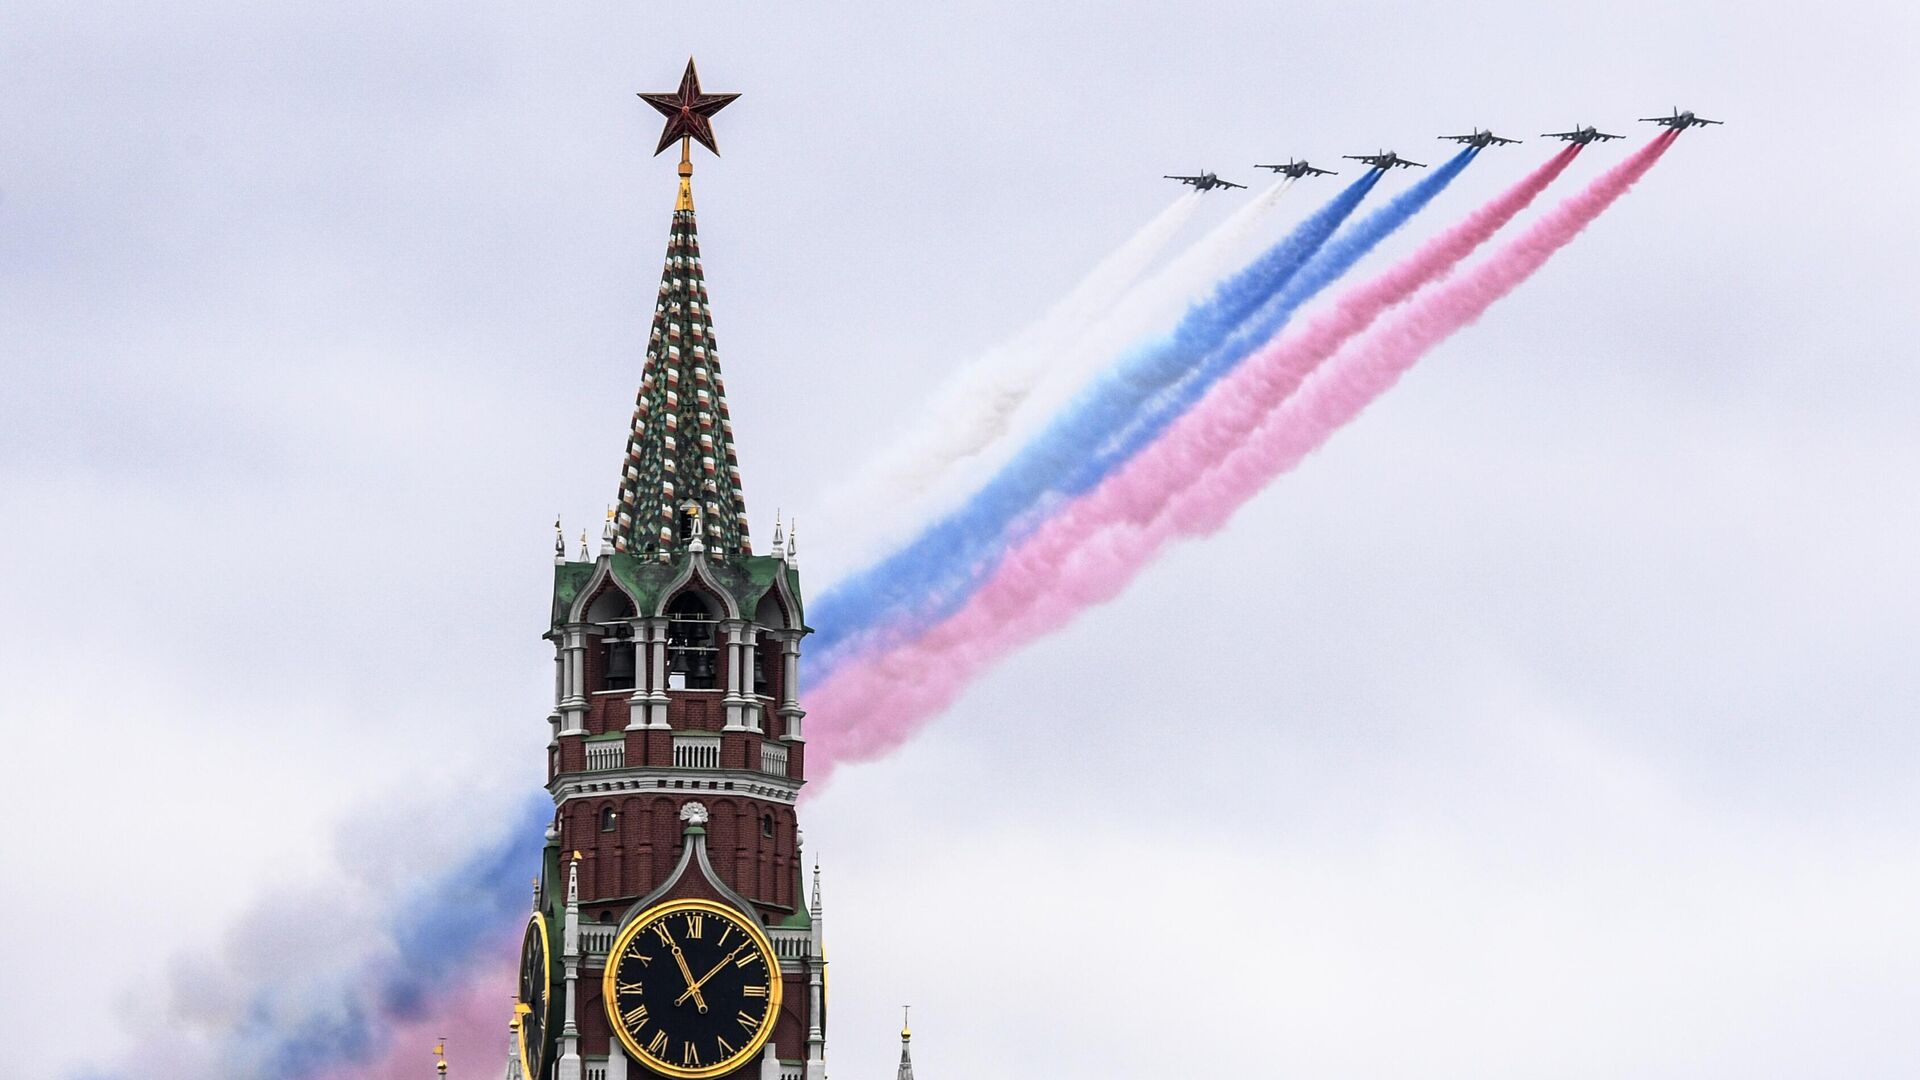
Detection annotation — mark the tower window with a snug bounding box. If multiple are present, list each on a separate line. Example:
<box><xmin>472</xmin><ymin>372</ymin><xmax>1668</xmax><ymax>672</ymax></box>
<box><xmin>602</xmin><ymin>632</ymin><xmax>636</xmax><ymax>691</ymax></box>
<box><xmin>600</xmin><ymin>805</ymin><xmax>619</xmax><ymax>833</ymax></box>
<box><xmin>760</xmin><ymin>813</ymin><xmax>774</xmax><ymax>838</ymax></box>
<box><xmin>587</xmin><ymin>588</ymin><xmax>637</xmax><ymax>692</ymax></box>
<box><xmin>666</xmin><ymin>592</ymin><xmax>719</xmax><ymax>690</ymax></box>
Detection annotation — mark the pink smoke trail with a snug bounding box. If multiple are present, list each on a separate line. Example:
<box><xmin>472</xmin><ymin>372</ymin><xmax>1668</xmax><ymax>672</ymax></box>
<box><xmin>304</xmin><ymin>937</ymin><xmax>517</xmax><ymax>1080</ymax></box>
<box><xmin>1096</xmin><ymin>145</ymin><xmax>1581</xmax><ymax>531</ymax></box>
<box><xmin>810</xmin><ymin>132</ymin><xmax>1677</xmax><ymax>771</ymax></box>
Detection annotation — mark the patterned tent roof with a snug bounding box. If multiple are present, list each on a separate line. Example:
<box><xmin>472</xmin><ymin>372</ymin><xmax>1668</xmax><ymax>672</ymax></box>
<box><xmin>613</xmin><ymin>205</ymin><xmax>752</xmax><ymax>558</ymax></box>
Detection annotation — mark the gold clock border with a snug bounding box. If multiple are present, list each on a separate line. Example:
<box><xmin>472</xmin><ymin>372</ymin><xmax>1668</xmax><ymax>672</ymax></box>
<box><xmin>517</xmin><ymin>911</ymin><xmax>553</xmax><ymax>1080</ymax></box>
<box><xmin>602</xmin><ymin>897</ymin><xmax>785</xmax><ymax>1078</ymax></box>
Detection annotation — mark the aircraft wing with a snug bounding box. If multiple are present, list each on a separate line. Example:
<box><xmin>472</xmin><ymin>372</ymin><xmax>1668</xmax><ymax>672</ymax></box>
<box><xmin>1164</xmin><ymin>174</ymin><xmax>1201</xmax><ymax>182</ymax></box>
<box><xmin>1698</xmin><ymin>117</ymin><xmax>1724</xmax><ymax>125</ymax></box>
<box><xmin>1492</xmin><ymin>135</ymin><xmax>1521</xmax><ymax>145</ymax></box>
<box><xmin>1221</xmin><ymin>180</ymin><xmax>1247</xmax><ymax>190</ymax></box>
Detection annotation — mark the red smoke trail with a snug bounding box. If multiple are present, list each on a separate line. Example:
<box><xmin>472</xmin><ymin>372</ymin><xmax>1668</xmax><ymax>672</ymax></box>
<box><xmin>303</xmin><ymin>937</ymin><xmax>517</xmax><ymax>1080</ymax></box>
<box><xmin>811</xmin><ymin>132</ymin><xmax>1676</xmax><ymax>772</ymax></box>
<box><xmin>1095</xmin><ymin>145</ymin><xmax>1581</xmax><ymax>531</ymax></box>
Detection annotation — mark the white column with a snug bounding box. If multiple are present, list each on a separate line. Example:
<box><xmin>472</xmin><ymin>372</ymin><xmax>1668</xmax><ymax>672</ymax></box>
<box><xmin>625</xmin><ymin>621</ymin><xmax>650</xmax><ymax>731</ymax></box>
<box><xmin>759</xmin><ymin>1043</ymin><xmax>781</xmax><ymax>1080</ymax></box>
<box><xmin>778</xmin><ymin>634</ymin><xmax>805</xmax><ymax>742</ymax></box>
<box><xmin>560</xmin><ymin>628</ymin><xmax>588</xmax><ymax>736</ymax></box>
<box><xmin>742</xmin><ymin>625</ymin><xmax>763</xmax><ymax>731</ymax></box>
<box><xmin>804</xmin><ymin>961</ymin><xmax>826</xmax><ymax>1080</ymax></box>
<box><xmin>605</xmin><ymin>1041</ymin><xmax>628</xmax><ymax>1080</ymax></box>
<box><xmin>722</xmin><ymin>620</ymin><xmax>752</xmax><ymax>731</ymax></box>
<box><xmin>558</xmin><ymin>854</ymin><xmax>583</xmax><ymax>1080</ymax></box>
<box><xmin>646</xmin><ymin>618</ymin><xmax>672</xmax><ymax>729</ymax></box>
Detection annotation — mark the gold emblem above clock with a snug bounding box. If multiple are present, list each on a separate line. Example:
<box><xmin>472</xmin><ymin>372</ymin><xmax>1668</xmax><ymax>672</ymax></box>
<box><xmin>603</xmin><ymin>898</ymin><xmax>783</xmax><ymax>1078</ymax></box>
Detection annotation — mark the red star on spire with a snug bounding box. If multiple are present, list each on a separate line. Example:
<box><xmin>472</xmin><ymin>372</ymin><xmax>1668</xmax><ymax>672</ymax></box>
<box><xmin>639</xmin><ymin>58</ymin><xmax>740</xmax><ymax>157</ymax></box>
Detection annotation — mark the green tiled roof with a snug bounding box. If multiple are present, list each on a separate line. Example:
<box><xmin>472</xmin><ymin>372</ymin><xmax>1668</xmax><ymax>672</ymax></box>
<box><xmin>613</xmin><ymin>207</ymin><xmax>753</xmax><ymax>558</ymax></box>
<box><xmin>551</xmin><ymin>552</ymin><xmax>804</xmax><ymax>629</ymax></box>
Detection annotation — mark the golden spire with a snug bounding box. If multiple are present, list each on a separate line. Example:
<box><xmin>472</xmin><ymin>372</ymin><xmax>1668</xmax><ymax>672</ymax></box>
<box><xmin>677</xmin><ymin>137</ymin><xmax>695</xmax><ymax>212</ymax></box>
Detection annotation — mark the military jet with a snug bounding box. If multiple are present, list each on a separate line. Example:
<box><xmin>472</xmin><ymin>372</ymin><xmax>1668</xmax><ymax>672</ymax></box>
<box><xmin>1254</xmin><ymin>159</ymin><xmax>1338</xmax><ymax>179</ymax></box>
<box><xmin>1641</xmin><ymin>107</ymin><xmax>1723</xmax><ymax>131</ymax></box>
<box><xmin>1343</xmin><ymin>150</ymin><xmax>1426</xmax><ymax>171</ymax></box>
<box><xmin>1542</xmin><ymin>125</ymin><xmax>1624</xmax><ymax>145</ymax></box>
<box><xmin>1165</xmin><ymin>171</ymin><xmax>1247</xmax><ymax>191</ymax></box>
<box><xmin>1440</xmin><ymin>128</ymin><xmax>1522</xmax><ymax>148</ymax></box>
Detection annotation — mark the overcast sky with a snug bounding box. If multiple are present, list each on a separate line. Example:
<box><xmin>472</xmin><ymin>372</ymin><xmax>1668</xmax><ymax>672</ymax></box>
<box><xmin>4</xmin><ymin>1</ymin><xmax>1919</xmax><ymax>1077</ymax></box>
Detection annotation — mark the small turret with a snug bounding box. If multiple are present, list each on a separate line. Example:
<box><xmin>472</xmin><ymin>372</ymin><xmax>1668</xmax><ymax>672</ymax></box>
<box><xmin>896</xmin><ymin>1008</ymin><xmax>915</xmax><ymax>1080</ymax></box>
<box><xmin>785</xmin><ymin>519</ymin><xmax>799</xmax><ymax>571</ymax></box>
<box><xmin>502</xmin><ymin>1015</ymin><xmax>524</xmax><ymax>1080</ymax></box>
<box><xmin>554</xmin><ymin>517</ymin><xmax>566</xmax><ymax>564</ymax></box>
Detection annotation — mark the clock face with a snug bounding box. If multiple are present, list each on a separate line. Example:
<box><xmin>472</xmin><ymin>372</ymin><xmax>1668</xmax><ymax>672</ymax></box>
<box><xmin>517</xmin><ymin>913</ymin><xmax>552</xmax><ymax>1080</ymax></box>
<box><xmin>603</xmin><ymin>899</ymin><xmax>783</xmax><ymax>1078</ymax></box>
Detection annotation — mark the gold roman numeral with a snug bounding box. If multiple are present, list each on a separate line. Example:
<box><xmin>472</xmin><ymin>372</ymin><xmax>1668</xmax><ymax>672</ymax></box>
<box><xmin>651</xmin><ymin>923</ymin><xmax>674</xmax><ymax>947</ymax></box>
<box><xmin>736</xmin><ymin>1010</ymin><xmax>760</xmax><ymax>1033</ymax></box>
<box><xmin>617</xmin><ymin>981</ymin><xmax>646</xmax><ymax>996</ymax></box>
<box><xmin>715</xmin><ymin>924</ymin><xmax>733</xmax><ymax>947</ymax></box>
<box><xmin>647</xmin><ymin>1030</ymin><xmax>669</xmax><ymax>1058</ymax></box>
<box><xmin>684</xmin><ymin>913</ymin><xmax>704</xmax><ymax>939</ymax></box>
<box><xmin>716</xmin><ymin>1036</ymin><xmax>737</xmax><ymax>1058</ymax></box>
<box><xmin>682</xmin><ymin>1041</ymin><xmax>702</xmax><ymax>1067</ymax></box>
<box><xmin>621</xmin><ymin>1003</ymin><xmax>649</xmax><ymax>1029</ymax></box>
<box><xmin>734</xmin><ymin>950</ymin><xmax>760</xmax><ymax>969</ymax></box>
<box><xmin>742</xmin><ymin>984</ymin><xmax>767</xmax><ymax>998</ymax></box>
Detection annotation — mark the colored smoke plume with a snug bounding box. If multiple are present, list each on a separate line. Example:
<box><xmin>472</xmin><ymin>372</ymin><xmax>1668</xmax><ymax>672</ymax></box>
<box><xmin>809</xmin><ymin>135</ymin><xmax>1675</xmax><ymax>772</ymax></box>
<box><xmin>82</xmin><ymin>792</ymin><xmax>549</xmax><ymax>1080</ymax></box>
<box><xmin>1064</xmin><ymin>148</ymin><xmax>1480</xmax><ymax>497</ymax></box>
<box><xmin>808</xmin><ymin>172</ymin><xmax>1381</xmax><ymax>677</ymax></box>
<box><xmin>811</xmin><ymin>192</ymin><xmax>1203</xmax><ymax>573</ymax></box>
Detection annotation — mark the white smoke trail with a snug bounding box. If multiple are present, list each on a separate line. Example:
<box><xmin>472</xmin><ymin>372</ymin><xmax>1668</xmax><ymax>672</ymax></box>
<box><xmin>808</xmin><ymin>192</ymin><xmax>1203</xmax><ymax>580</ymax></box>
<box><xmin>918</xmin><ymin>177</ymin><xmax>1299</xmax><ymax>530</ymax></box>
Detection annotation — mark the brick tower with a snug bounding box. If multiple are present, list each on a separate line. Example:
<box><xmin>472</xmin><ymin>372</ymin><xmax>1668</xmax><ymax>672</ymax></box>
<box><xmin>508</xmin><ymin>62</ymin><xmax>824</xmax><ymax>1080</ymax></box>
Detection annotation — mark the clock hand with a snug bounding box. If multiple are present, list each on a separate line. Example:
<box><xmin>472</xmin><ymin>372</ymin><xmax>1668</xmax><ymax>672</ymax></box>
<box><xmin>674</xmin><ymin>942</ymin><xmax>752</xmax><ymax>1006</ymax></box>
<box><xmin>659</xmin><ymin>926</ymin><xmax>710</xmax><ymax>1013</ymax></box>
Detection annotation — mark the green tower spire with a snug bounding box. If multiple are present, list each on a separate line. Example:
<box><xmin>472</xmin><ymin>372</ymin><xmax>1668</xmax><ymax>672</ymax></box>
<box><xmin>613</xmin><ymin>201</ymin><xmax>752</xmax><ymax>558</ymax></box>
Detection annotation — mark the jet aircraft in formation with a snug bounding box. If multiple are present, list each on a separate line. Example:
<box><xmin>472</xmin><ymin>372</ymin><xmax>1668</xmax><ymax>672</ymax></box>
<box><xmin>1440</xmin><ymin>128</ymin><xmax>1522</xmax><ymax>148</ymax></box>
<box><xmin>1165</xmin><ymin>171</ymin><xmax>1247</xmax><ymax>192</ymax></box>
<box><xmin>1163</xmin><ymin>110</ymin><xmax>1715</xmax><ymax>189</ymax></box>
<box><xmin>1254</xmin><ymin>159</ymin><xmax>1338</xmax><ymax>178</ymax></box>
<box><xmin>1542</xmin><ymin>124</ymin><xmax>1624</xmax><ymax>145</ymax></box>
<box><xmin>1641</xmin><ymin>107</ymin><xmax>1723</xmax><ymax>131</ymax></box>
<box><xmin>1344</xmin><ymin>150</ymin><xmax>1426</xmax><ymax>171</ymax></box>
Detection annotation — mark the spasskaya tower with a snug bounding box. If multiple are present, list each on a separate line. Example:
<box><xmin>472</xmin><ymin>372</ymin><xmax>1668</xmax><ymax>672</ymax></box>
<box><xmin>506</xmin><ymin>60</ymin><xmax>825</xmax><ymax>1080</ymax></box>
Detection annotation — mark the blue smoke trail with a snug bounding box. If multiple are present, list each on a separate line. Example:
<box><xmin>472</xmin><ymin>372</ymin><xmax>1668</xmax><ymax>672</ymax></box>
<box><xmin>1065</xmin><ymin>147</ymin><xmax>1479</xmax><ymax>493</ymax></box>
<box><xmin>808</xmin><ymin>172</ymin><xmax>1385</xmax><ymax>675</ymax></box>
<box><xmin>221</xmin><ymin>794</ymin><xmax>551</xmax><ymax>1079</ymax></box>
